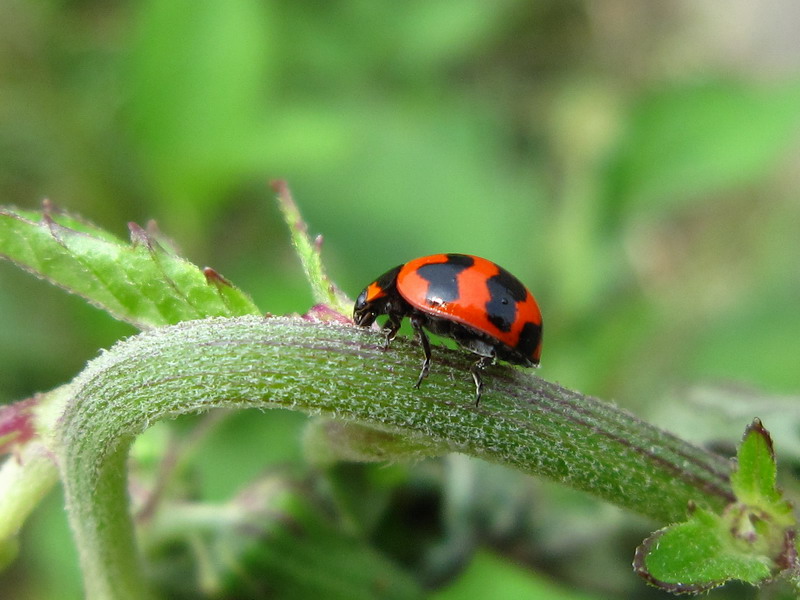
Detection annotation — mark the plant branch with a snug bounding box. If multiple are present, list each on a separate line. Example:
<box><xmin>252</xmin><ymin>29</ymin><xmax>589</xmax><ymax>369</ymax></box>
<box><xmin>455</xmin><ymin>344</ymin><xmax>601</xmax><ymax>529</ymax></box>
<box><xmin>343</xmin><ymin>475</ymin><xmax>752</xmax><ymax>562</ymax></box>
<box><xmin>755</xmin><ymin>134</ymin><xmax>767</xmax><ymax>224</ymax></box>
<box><xmin>0</xmin><ymin>442</ymin><xmax>59</xmax><ymax>570</ymax></box>
<box><xmin>54</xmin><ymin>315</ymin><xmax>733</xmax><ymax>599</ymax></box>
<box><xmin>272</xmin><ymin>180</ymin><xmax>351</xmax><ymax>313</ymax></box>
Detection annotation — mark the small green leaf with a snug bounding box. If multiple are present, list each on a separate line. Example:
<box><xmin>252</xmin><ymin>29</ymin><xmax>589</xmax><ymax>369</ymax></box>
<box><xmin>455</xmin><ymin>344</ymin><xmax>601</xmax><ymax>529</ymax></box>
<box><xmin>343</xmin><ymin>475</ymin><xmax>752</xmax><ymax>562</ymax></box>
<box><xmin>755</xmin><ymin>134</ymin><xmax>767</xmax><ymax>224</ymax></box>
<box><xmin>731</xmin><ymin>419</ymin><xmax>793</xmax><ymax>523</ymax></box>
<box><xmin>634</xmin><ymin>508</ymin><xmax>775</xmax><ymax>594</ymax></box>
<box><xmin>635</xmin><ymin>419</ymin><xmax>798</xmax><ymax>594</ymax></box>
<box><xmin>0</xmin><ymin>205</ymin><xmax>260</xmax><ymax>329</ymax></box>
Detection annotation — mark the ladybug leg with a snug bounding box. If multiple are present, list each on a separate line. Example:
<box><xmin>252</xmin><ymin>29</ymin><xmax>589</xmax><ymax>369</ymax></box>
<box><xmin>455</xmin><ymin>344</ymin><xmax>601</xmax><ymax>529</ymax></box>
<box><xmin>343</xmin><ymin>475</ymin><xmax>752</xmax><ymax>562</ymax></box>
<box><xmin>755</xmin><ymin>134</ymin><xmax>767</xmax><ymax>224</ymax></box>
<box><xmin>381</xmin><ymin>314</ymin><xmax>403</xmax><ymax>350</ymax></box>
<box><xmin>471</xmin><ymin>356</ymin><xmax>494</xmax><ymax>406</ymax></box>
<box><xmin>410</xmin><ymin>316</ymin><xmax>432</xmax><ymax>389</ymax></box>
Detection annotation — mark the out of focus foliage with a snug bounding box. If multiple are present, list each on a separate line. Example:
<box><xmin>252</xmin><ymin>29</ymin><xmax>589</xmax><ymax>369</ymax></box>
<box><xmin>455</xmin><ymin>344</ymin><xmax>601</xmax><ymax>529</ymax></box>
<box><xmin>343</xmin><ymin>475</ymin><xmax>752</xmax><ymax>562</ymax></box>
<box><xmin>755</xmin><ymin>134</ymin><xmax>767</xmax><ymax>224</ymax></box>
<box><xmin>1</xmin><ymin>1</ymin><xmax>799</xmax><ymax>598</ymax></box>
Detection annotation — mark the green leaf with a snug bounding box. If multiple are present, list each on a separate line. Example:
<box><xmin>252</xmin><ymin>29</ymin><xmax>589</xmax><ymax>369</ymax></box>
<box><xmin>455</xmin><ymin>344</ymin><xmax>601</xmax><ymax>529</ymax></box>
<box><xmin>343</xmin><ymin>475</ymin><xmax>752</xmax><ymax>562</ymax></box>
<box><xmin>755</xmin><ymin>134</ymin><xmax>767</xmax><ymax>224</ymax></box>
<box><xmin>148</xmin><ymin>474</ymin><xmax>423</xmax><ymax>600</ymax></box>
<box><xmin>731</xmin><ymin>419</ymin><xmax>793</xmax><ymax>521</ymax></box>
<box><xmin>606</xmin><ymin>80</ymin><xmax>800</xmax><ymax>216</ymax></box>
<box><xmin>0</xmin><ymin>205</ymin><xmax>260</xmax><ymax>329</ymax></box>
<box><xmin>127</xmin><ymin>0</ymin><xmax>274</xmax><ymax>204</ymax></box>
<box><xmin>649</xmin><ymin>385</ymin><xmax>800</xmax><ymax>463</ymax></box>
<box><xmin>635</xmin><ymin>419</ymin><xmax>798</xmax><ymax>594</ymax></box>
<box><xmin>432</xmin><ymin>550</ymin><xmax>599</xmax><ymax>600</ymax></box>
<box><xmin>634</xmin><ymin>508</ymin><xmax>774</xmax><ymax>593</ymax></box>
<box><xmin>232</xmin><ymin>486</ymin><xmax>423</xmax><ymax>600</ymax></box>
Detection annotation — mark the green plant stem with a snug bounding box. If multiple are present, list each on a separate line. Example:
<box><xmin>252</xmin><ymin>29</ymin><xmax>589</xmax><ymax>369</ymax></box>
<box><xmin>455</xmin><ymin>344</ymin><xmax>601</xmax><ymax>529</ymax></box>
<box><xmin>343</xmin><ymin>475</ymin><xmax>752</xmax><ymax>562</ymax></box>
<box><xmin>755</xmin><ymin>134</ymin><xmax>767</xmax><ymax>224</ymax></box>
<box><xmin>54</xmin><ymin>315</ymin><xmax>733</xmax><ymax>599</ymax></box>
<box><xmin>63</xmin><ymin>444</ymin><xmax>151</xmax><ymax>600</ymax></box>
<box><xmin>272</xmin><ymin>180</ymin><xmax>351</xmax><ymax>313</ymax></box>
<box><xmin>0</xmin><ymin>442</ymin><xmax>60</xmax><ymax>569</ymax></box>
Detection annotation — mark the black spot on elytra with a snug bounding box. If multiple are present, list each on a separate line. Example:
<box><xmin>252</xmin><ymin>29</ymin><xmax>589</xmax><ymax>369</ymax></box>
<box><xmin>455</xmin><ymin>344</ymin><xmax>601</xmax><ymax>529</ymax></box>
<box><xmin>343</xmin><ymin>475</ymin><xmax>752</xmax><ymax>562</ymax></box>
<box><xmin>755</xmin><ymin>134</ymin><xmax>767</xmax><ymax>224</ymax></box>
<box><xmin>444</xmin><ymin>254</ymin><xmax>475</xmax><ymax>267</ymax></box>
<box><xmin>416</xmin><ymin>255</ymin><xmax>473</xmax><ymax>303</ymax></box>
<box><xmin>491</xmin><ymin>268</ymin><xmax>528</xmax><ymax>301</ymax></box>
<box><xmin>516</xmin><ymin>321</ymin><xmax>543</xmax><ymax>359</ymax></box>
<box><xmin>374</xmin><ymin>265</ymin><xmax>402</xmax><ymax>291</ymax></box>
<box><xmin>485</xmin><ymin>268</ymin><xmax>527</xmax><ymax>332</ymax></box>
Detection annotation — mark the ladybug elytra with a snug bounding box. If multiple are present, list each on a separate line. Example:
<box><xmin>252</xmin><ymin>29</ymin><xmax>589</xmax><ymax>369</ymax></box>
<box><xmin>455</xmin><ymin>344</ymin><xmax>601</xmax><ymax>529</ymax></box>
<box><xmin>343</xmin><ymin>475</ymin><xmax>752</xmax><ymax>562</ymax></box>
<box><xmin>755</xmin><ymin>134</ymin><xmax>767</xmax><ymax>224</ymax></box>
<box><xmin>353</xmin><ymin>253</ymin><xmax>543</xmax><ymax>405</ymax></box>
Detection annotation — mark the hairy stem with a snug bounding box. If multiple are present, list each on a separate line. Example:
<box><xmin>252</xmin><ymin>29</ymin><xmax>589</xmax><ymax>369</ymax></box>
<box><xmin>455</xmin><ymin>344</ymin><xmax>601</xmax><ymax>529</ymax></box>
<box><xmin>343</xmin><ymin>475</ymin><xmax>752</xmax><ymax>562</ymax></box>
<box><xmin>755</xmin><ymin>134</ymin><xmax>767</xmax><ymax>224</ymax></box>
<box><xmin>55</xmin><ymin>315</ymin><xmax>733</xmax><ymax>599</ymax></box>
<box><xmin>0</xmin><ymin>443</ymin><xmax>60</xmax><ymax>570</ymax></box>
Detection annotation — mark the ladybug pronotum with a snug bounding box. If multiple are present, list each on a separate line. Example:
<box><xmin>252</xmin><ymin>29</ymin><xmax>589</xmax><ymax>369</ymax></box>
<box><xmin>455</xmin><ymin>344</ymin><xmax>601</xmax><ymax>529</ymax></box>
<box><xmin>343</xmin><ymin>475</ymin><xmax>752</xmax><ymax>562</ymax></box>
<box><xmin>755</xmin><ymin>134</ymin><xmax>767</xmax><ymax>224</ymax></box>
<box><xmin>353</xmin><ymin>253</ymin><xmax>543</xmax><ymax>405</ymax></box>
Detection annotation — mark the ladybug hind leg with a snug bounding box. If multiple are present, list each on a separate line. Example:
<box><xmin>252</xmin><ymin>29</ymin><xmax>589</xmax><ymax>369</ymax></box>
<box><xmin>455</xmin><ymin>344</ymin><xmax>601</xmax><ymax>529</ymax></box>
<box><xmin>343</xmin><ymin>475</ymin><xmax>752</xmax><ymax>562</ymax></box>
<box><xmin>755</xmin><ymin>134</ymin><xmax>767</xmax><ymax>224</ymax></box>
<box><xmin>409</xmin><ymin>315</ymin><xmax>432</xmax><ymax>389</ymax></box>
<box><xmin>471</xmin><ymin>356</ymin><xmax>494</xmax><ymax>406</ymax></box>
<box><xmin>450</xmin><ymin>331</ymin><xmax>496</xmax><ymax>406</ymax></box>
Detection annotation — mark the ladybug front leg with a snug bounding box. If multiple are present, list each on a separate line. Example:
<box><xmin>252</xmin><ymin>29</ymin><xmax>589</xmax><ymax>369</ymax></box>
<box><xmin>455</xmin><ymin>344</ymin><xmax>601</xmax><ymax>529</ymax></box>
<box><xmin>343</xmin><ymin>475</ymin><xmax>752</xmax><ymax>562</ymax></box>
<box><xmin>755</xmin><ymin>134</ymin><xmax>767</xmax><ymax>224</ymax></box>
<box><xmin>470</xmin><ymin>356</ymin><xmax>494</xmax><ymax>406</ymax></box>
<box><xmin>410</xmin><ymin>316</ymin><xmax>432</xmax><ymax>389</ymax></box>
<box><xmin>381</xmin><ymin>314</ymin><xmax>403</xmax><ymax>350</ymax></box>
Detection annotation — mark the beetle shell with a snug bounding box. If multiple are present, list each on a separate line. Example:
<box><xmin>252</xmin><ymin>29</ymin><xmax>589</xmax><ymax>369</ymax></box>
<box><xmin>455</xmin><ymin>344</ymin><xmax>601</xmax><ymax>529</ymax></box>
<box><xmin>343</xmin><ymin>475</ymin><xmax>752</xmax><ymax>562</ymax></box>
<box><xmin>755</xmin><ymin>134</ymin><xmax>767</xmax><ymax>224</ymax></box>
<box><xmin>353</xmin><ymin>253</ymin><xmax>543</xmax><ymax>404</ymax></box>
<box><xmin>395</xmin><ymin>254</ymin><xmax>542</xmax><ymax>364</ymax></box>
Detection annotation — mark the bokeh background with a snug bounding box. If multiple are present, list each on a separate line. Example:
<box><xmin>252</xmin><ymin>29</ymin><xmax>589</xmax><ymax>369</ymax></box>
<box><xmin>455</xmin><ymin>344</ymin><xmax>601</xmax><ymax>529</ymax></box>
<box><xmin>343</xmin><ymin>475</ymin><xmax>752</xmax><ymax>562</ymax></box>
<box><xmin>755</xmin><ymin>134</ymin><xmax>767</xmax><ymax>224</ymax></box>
<box><xmin>1</xmin><ymin>1</ymin><xmax>799</xmax><ymax>598</ymax></box>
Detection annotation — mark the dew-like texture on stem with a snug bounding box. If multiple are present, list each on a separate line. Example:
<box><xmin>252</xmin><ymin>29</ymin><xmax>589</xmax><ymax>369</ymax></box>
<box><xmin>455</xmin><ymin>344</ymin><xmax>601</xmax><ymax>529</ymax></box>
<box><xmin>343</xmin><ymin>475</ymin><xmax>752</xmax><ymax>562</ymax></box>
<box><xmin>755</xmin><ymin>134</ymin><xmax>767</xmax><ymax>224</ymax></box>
<box><xmin>55</xmin><ymin>315</ymin><xmax>736</xmax><ymax>598</ymax></box>
<box><xmin>59</xmin><ymin>316</ymin><xmax>735</xmax><ymax>513</ymax></box>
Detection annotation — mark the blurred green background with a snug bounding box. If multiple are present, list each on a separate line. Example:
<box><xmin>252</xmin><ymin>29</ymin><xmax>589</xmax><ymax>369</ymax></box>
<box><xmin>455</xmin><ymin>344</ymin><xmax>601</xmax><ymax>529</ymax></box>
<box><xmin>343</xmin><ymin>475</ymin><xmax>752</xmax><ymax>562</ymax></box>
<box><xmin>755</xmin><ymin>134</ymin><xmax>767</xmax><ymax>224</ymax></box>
<box><xmin>2</xmin><ymin>1</ymin><xmax>799</xmax><ymax>598</ymax></box>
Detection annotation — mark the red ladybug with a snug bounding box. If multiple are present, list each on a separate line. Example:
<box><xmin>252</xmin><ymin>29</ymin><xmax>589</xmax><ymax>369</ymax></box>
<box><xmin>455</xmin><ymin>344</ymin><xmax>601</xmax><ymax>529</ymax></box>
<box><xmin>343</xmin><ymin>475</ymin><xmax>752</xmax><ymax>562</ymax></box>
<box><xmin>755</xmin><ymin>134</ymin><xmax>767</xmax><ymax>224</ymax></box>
<box><xmin>353</xmin><ymin>253</ymin><xmax>543</xmax><ymax>405</ymax></box>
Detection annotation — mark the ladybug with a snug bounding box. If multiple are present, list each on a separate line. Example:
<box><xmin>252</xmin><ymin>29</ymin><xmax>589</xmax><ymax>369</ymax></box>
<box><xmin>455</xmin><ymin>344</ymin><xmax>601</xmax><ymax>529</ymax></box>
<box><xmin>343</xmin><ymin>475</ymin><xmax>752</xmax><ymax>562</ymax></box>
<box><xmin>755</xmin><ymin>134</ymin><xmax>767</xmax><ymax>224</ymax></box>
<box><xmin>353</xmin><ymin>253</ymin><xmax>543</xmax><ymax>405</ymax></box>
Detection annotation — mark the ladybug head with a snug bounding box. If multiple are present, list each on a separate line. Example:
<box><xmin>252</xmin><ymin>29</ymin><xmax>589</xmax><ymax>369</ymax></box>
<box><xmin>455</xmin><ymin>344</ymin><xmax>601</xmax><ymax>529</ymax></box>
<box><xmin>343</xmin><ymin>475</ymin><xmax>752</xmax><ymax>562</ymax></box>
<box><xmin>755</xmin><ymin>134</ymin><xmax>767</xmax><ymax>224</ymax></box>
<box><xmin>353</xmin><ymin>265</ymin><xmax>403</xmax><ymax>327</ymax></box>
<box><xmin>353</xmin><ymin>286</ymin><xmax>382</xmax><ymax>327</ymax></box>
<box><xmin>353</xmin><ymin>288</ymin><xmax>378</xmax><ymax>327</ymax></box>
